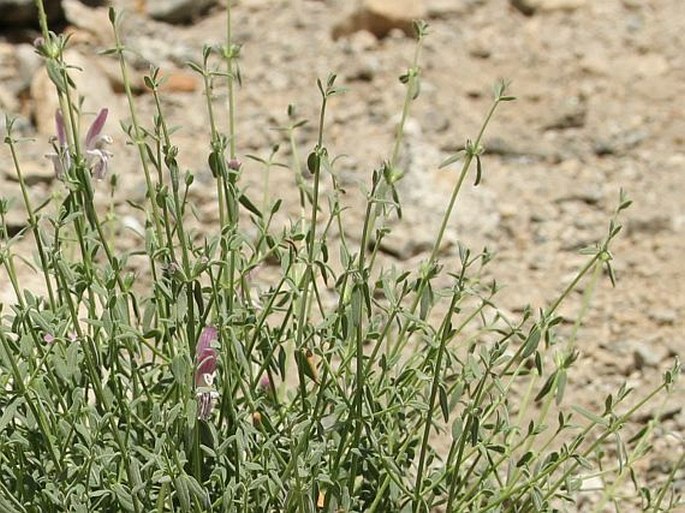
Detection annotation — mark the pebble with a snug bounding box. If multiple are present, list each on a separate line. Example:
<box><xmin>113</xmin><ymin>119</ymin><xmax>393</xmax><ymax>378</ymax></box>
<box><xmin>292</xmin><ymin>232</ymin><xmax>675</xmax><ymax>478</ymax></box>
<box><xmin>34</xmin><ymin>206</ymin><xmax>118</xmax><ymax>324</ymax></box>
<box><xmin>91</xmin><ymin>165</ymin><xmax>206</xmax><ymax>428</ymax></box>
<box><xmin>626</xmin><ymin>213</ymin><xmax>673</xmax><ymax>236</ymax></box>
<box><xmin>543</xmin><ymin>96</ymin><xmax>587</xmax><ymax>130</ymax></box>
<box><xmin>345</xmin><ymin>55</ymin><xmax>380</xmax><ymax>82</ymax></box>
<box><xmin>332</xmin><ymin>0</ymin><xmax>427</xmax><ymax>40</ymax></box>
<box><xmin>631</xmin><ymin>341</ymin><xmax>664</xmax><ymax>371</ymax></box>
<box><xmin>649</xmin><ymin>309</ymin><xmax>676</xmax><ymax>326</ymax></box>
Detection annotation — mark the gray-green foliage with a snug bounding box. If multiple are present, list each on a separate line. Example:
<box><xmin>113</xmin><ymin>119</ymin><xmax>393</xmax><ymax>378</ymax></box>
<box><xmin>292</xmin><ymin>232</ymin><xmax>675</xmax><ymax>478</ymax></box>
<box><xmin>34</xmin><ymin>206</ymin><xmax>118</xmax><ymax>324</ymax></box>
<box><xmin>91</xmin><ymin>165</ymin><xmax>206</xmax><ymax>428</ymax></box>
<box><xmin>0</xmin><ymin>4</ymin><xmax>681</xmax><ymax>513</ymax></box>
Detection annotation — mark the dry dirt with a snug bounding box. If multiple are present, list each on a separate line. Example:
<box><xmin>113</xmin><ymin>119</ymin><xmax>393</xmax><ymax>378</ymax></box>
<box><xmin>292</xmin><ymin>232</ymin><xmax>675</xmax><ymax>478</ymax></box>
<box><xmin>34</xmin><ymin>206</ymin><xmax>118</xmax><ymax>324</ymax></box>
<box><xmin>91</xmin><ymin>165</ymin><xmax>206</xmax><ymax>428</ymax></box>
<box><xmin>1</xmin><ymin>0</ymin><xmax>684</xmax><ymax>507</ymax></box>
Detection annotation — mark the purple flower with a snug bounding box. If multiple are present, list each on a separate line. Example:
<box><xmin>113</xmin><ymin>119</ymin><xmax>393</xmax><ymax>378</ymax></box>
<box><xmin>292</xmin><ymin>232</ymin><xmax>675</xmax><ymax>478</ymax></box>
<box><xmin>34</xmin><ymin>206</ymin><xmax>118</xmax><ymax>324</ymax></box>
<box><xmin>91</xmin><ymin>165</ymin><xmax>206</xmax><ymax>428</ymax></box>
<box><xmin>84</xmin><ymin>108</ymin><xmax>113</xmax><ymax>180</ymax></box>
<box><xmin>259</xmin><ymin>374</ymin><xmax>274</xmax><ymax>393</ymax></box>
<box><xmin>195</xmin><ymin>325</ymin><xmax>218</xmax><ymax>386</ymax></box>
<box><xmin>45</xmin><ymin>108</ymin><xmax>113</xmax><ymax>181</ymax></box>
<box><xmin>45</xmin><ymin>110</ymin><xmax>71</xmax><ymax>180</ymax></box>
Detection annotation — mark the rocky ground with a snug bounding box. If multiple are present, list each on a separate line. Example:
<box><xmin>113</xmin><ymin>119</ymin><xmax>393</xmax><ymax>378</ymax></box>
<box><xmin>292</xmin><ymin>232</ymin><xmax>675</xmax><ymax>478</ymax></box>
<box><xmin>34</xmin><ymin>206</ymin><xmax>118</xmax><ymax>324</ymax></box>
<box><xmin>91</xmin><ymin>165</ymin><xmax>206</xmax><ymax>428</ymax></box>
<box><xmin>1</xmin><ymin>0</ymin><xmax>684</xmax><ymax>507</ymax></box>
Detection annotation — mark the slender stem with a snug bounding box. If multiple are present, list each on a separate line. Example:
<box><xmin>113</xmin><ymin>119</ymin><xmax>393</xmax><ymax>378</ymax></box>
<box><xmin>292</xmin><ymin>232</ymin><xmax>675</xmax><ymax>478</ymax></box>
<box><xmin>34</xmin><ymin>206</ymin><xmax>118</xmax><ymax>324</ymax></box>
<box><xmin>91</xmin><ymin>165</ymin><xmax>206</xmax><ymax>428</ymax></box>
<box><xmin>5</xmin><ymin>136</ymin><xmax>56</xmax><ymax>309</ymax></box>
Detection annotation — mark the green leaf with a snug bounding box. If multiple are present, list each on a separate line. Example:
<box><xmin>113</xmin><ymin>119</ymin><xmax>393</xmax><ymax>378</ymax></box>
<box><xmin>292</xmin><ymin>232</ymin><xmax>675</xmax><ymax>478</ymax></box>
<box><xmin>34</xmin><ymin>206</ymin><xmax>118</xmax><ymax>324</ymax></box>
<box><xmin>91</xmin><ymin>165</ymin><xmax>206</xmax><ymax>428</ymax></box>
<box><xmin>439</xmin><ymin>152</ymin><xmax>463</xmax><ymax>169</ymax></box>
<box><xmin>521</xmin><ymin>325</ymin><xmax>541</xmax><ymax>359</ymax></box>
<box><xmin>438</xmin><ymin>384</ymin><xmax>449</xmax><ymax>422</ymax></box>
<box><xmin>572</xmin><ymin>405</ymin><xmax>608</xmax><ymax>426</ymax></box>
<box><xmin>239</xmin><ymin>193</ymin><xmax>263</xmax><ymax>218</ymax></box>
<box><xmin>516</xmin><ymin>451</ymin><xmax>534</xmax><ymax>468</ymax></box>
<box><xmin>451</xmin><ymin>418</ymin><xmax>463</xmax><ymax>440</ymax></box>
<box><xmin>46</xmin><ymin>61</ymin><xmax>67</xmax><ymax>94</ymax></box>
<box><xmin>174</xmin><ymin>475</ymin><xmax>191</xmax><ymax>512</ymax></box>
<box><xmin>307</xmin><ymin>151</ymin><xmax>320</xmax><ymax>174</ymax></box>
<box><xmin>112</xmin><ymin>483</ymin><xmax>134</xmax><ymax>512</ymax></box>
<box><xmin>474</xmin><ymin>155</ymin><xmax>482</xmax><ymax>186</ymax></box>
<box><xmin>534</xmin><ymin>370</ymin><xmax>557</xmax><ymax>402</ymax></box>
<box><xmin>0</xmin><ymin>397</ymin><xmax>24</xmax><ymax>432</ymax></box>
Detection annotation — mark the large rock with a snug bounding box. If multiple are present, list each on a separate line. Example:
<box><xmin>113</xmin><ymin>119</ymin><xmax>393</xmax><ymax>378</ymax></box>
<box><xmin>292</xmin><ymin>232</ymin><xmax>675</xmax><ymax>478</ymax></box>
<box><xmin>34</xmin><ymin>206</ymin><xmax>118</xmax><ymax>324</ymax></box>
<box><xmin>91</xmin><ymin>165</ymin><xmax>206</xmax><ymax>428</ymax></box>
<box><xmin>31</xmin><ymin>50</ymin><xmax>121</xmax><ymax>136</ymax></box>
<box><xmin>0</xmin><ymin>0</ymin><xmax>63</xmax><ymax>27</ymax></box>
<box><xmin>332</xmin><ymin>0</ymin><xmax>427</xmax><ymax>40</ymax></box>
<box><xmin>62</xmin><ymin>0</ymin><xmax>115</xmax><ymax>45</ymax></box>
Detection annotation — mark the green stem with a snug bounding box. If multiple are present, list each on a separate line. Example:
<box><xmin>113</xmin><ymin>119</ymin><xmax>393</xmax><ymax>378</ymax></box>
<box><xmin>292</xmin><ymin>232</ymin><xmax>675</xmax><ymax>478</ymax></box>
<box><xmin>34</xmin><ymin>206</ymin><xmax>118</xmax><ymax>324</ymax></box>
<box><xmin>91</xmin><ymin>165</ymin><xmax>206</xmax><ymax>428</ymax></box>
<box><xmin>5</xmin><ymin>135</ymin><xmax>56</xmax><ymax>309</ymax></box>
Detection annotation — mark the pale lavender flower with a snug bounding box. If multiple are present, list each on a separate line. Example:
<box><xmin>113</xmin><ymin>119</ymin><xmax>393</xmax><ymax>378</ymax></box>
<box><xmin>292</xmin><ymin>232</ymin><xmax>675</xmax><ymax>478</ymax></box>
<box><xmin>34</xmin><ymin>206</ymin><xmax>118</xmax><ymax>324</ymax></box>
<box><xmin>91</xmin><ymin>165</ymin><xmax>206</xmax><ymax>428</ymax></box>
<box><xmin>45</xmin><ymin>110</ymin><xmax>70</xmax><ymax>180</ymax></box>
<box><xmin>43</xmin><ymin>333</ymin><xmax>56</xmax><ymax>344</ymax></box>
<box><xmin>84</xmin><ymin>108</ymin><xmax>113</xmax><ymax>180</ymax></box>
<box><xmin>195</xmin><ymin>326</ymin><xmax>219</xmax><ymax>421</ymax></box>
<box><xmin>45</xmin><ymin>108</ymin><xmax>113</xmax><ymax>181</ymax></box>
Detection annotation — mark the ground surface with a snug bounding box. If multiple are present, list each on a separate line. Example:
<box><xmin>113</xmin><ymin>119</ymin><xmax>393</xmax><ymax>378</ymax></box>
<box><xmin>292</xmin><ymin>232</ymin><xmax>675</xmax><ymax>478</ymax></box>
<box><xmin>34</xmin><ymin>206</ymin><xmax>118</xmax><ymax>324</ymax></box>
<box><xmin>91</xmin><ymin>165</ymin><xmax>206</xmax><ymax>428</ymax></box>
<box><xmin>0</xmin><ymin>0</ymin><xmax>684</xmax><ymax>508</ymax></box>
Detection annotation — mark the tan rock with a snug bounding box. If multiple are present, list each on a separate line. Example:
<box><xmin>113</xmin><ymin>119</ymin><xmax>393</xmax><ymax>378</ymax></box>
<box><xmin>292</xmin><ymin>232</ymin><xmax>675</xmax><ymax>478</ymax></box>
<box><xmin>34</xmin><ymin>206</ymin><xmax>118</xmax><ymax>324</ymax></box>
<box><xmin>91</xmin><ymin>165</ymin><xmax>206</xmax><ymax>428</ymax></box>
<box><xmin>31</xmin><ymin>50</ymin><xmax>121</xmax><ymax>136</ymax></box>
<box><xmin>332</xmin><ymin>0</ymin><xmax>427</xmax><ymax>40</ymax></box>
<box><xmin>158</xmin><ymin>70</ymin><xmax>199</xmax><ymax>93</ymax></box>
<box><xmin>62</xmin><ymin>0</ymin><xmax>114</xmax><ymax>46</ymax></box>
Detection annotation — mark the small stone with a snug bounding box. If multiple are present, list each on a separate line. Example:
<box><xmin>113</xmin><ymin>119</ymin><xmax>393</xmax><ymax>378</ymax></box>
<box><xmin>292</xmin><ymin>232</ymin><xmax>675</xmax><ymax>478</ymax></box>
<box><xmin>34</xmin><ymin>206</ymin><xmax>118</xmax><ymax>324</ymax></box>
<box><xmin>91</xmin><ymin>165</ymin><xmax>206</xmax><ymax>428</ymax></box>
<box><xmin>544</xmin><ymin>96</ymin><xmax>587</xmax><ymax>130</ymax></box>
<box><xmin>345</xmin><ymin>55</ymin><xmax>380</xmax><ymax>82</ymax></box>
<box><xmin>510</xmin><ymin>0</ymin><xmax>587</xmax><ymax>15</ymax></box>
<box><xmin>632</xmin><ymin>342</ymin><xmax>663</xmax><ymax>370</ymax></box>
<box><xmin>347</xmin><ymin>29</ymin><xmax>378</xmax><ymax>53</ymax></box>
<box><xmin>147</xmin><ymin>0</ymin><xmax>217</xmax><ymax>24</ymax></box>
<box><xmin>649</xmin><ymin>309</ymin><xmax>676</xmax><ymax>326</ymax></box>
<box><xmin>626</xmin><ymin>212</ymin><xmax>672</xmax><ymax>236</ymax></box>
<box><xmin>332</xmin><ymin>0</ymin><xmax>427</xmax><ymax>40</ymax></box>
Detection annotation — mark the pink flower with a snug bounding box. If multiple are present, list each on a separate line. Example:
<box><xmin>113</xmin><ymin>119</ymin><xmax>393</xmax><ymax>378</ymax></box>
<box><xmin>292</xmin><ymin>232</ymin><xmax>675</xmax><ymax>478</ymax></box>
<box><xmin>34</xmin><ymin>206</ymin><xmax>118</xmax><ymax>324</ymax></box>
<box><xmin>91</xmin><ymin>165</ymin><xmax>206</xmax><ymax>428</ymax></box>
<box><xmin>45</xmin><ymin>110</ymin><xmax>70</xmax><ymax>180</ymax></box>
<box><xmin>259</xmin><ymin>374</ymin><xmax>274</xmax><ymax>393</ymax></box>
<box><xmin>195</xmin><ymin>325</ymin><xmax>218</xmax><ymax>386</ymax></box>
<box><xmin>84</xmin><ymin>108</ymin><xmax>113</xmax><ymax>180</ymax></box>
<box><xmin>228</xmin><ymin>158</ymin><xmax>242</xmax><ymax>171</ymax></box>
<box><xmin>45</xmin><ymin>108</ymin><xmax>113</xmax><ymax>181</ymax></box>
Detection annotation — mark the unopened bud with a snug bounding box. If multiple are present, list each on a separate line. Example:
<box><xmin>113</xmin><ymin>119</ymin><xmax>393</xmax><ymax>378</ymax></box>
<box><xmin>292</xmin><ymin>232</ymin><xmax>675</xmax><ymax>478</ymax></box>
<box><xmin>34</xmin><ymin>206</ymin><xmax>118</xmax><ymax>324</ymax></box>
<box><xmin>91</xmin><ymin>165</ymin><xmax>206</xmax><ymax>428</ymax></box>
<box><xmin>228</xmin><ymin>158</ymin><xmax>242</xmax><ymax>171</ymax></box>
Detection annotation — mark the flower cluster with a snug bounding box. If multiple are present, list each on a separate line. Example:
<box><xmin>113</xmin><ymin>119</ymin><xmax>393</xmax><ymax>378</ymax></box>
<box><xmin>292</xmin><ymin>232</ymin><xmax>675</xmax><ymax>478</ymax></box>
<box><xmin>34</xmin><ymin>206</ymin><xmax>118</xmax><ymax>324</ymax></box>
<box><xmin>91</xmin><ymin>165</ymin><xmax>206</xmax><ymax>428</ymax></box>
<box><xmin>46</xmin><ymin>108</ymin><xmax>113</xmax><ymax>181</ymax></box>
<box><xmin>195</xmin><ymin>326</ymin><xmax>219</xmax><ymax>421</ymax></box>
